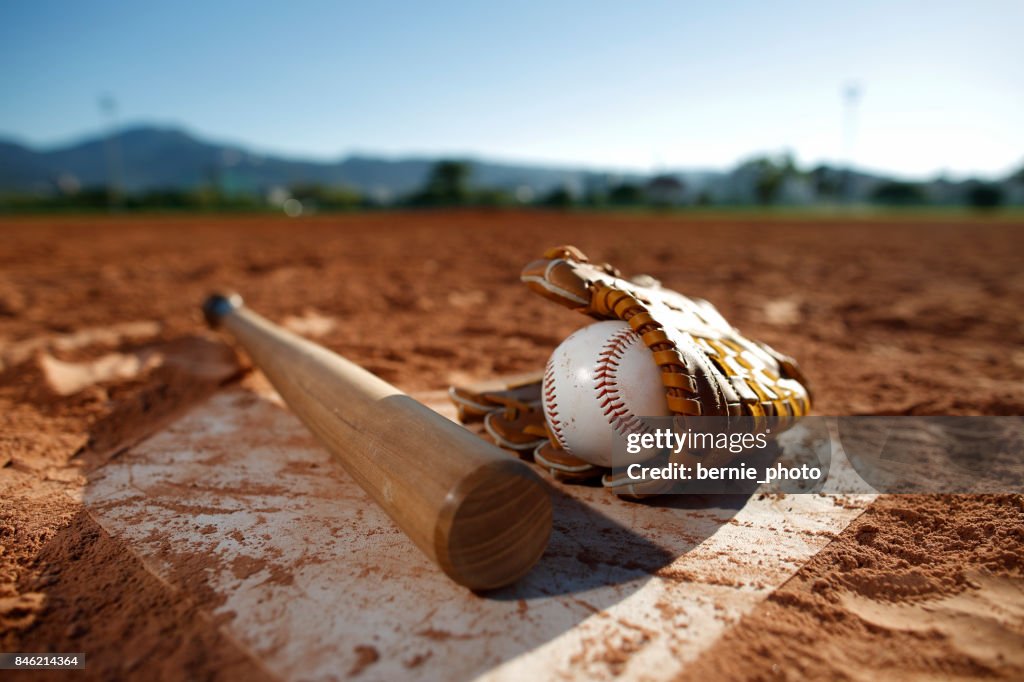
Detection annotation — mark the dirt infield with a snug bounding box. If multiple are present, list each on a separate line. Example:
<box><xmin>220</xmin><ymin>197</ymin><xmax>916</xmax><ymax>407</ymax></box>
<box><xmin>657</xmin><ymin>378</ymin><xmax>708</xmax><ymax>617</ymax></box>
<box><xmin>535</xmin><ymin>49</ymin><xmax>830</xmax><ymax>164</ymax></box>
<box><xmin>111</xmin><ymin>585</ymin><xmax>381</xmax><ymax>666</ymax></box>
<box><xmin>2</xmin><ymin>211</ymin><xmax>1023</xmax><ymax>679</ymax></box>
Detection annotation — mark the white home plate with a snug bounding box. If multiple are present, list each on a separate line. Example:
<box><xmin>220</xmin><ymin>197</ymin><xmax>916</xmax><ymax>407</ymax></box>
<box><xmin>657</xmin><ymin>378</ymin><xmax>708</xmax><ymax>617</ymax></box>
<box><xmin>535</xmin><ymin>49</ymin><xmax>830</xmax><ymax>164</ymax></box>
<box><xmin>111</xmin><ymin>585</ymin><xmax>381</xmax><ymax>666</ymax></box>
<box><xmin>83</xmin><ymin>386</ymin><xmax>873</xmax><ymax>681</ymax></box>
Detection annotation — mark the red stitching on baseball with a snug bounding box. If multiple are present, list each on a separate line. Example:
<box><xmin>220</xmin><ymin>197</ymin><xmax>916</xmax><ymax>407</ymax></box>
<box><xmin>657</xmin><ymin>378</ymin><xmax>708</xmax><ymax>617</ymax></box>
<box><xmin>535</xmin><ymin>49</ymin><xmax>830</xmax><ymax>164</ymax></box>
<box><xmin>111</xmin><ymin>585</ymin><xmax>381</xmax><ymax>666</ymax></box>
<box><xmin>596</xmin><ymin>327</ymin><xmax>658</xmax><ymax>438</ymax></box>
<box><xmin>543</xmin><ymin>359</ymin><xmax>569</xmax><ymax>449</ymax></box>
<box><xmin>544</xmin><ymin>325</ymin><xmax>659</xmax><ymax>457</ymax></box>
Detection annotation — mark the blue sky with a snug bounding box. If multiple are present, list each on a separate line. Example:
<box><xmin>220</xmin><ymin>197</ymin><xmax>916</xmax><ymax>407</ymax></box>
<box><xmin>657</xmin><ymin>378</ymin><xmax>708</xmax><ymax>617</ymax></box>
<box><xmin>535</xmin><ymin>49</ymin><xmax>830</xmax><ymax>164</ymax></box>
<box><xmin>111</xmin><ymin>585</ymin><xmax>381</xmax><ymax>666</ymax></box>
<box><xmin>2</xmin><ymin>1</ymin><xmax>1022</xmax><ymax>178</ymax></box>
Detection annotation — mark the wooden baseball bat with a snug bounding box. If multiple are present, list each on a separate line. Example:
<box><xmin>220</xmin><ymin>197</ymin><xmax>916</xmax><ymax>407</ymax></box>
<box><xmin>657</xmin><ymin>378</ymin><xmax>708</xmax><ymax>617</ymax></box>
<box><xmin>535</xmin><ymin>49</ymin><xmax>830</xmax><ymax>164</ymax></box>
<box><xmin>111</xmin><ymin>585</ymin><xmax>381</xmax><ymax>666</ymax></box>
<box><xmin>202</xmin><ymin>293</ymin><xmax>552</xmax><ymax>590</ymax></box>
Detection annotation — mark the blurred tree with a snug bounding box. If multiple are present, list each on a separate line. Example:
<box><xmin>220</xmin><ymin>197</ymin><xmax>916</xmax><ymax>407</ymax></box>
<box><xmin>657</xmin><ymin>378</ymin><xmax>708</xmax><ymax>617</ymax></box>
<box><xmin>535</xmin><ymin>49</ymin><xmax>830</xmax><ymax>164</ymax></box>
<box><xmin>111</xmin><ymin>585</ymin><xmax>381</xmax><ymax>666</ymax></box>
<box><xmin>63</xmin><ymin>187</ymin><xmax>111</xmax><ymax>209</ymax></box>
<box><xmin>608</xmin><ymin>183</ymin><xmax>644</xmax><ymax>206</ymax></box>
<box><xmin>870</xmin><ymin>181</ymin><xmax>927</xmax><ymax>206</ymax></box>
<box><xmin>582</xmin><ymin>189</ymin><xmax>608</xmax><ymax>208</ymax></box>
<box><xmin>194</xmin><ymin>186</ymin><xmax>225</xmax><ymax>209</ymax></box>
<box><xmin>410</xmin><ymin>160</ymin><xmax>472</xmax><ymax>206</ymax></box>
<box><xmin>755</xmin><ymin>155</ymin><xmax>795</xmax><ymax>205</ymax></box>
<box><xmin>541</xmin><ymin>186</ymin><xmax>574</xmax><ymax>208</ymax></box>
<box><xmin>474</xmin><ymin>188</ymin><xmax>515</xmax><ymax>207</ymax></box>
<box><xmin>733</xmin><ymin>154</ymin><xmax>796</xmax><ymax>205</ymax></box>
<box><xmin>129</xmin><ymin>189</ymin><xmax>197</xmax><ymax>209</ymax></box>
<box><xmin>966</xmin><ymin>183</ymin><xmax>1004</xmax><ymax>209</ymax></box>
<box><xmin>289</xmin><ymin>183</ymin><xmax>363</xmax><ymax>209</ymax></box>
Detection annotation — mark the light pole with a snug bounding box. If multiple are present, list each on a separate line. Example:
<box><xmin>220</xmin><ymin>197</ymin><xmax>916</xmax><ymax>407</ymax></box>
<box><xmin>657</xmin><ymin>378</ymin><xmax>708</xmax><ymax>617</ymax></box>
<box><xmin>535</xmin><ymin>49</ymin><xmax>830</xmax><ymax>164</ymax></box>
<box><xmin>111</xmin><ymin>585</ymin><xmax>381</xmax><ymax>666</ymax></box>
<box><xmin>98</xmin><ymin>93</ymin><xmax>123</xmax><ymax>208</ymax></box>
<box><xmin>842</xmin><ymin>82</ymin><xmax>861</xmax><ymax>203</ymax></box>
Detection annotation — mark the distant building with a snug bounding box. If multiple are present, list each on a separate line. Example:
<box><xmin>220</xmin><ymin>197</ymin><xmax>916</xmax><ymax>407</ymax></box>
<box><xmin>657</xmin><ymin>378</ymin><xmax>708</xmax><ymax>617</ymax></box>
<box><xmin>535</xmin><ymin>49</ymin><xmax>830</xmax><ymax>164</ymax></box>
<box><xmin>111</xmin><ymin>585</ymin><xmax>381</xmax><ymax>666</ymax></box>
<box><xmin>645</xmin><ymin>174</ymin><xmax>686</xmax><ymax>205</ymax></box>
<box><xmin>927</xmin><ymin>177</ymin><xmax>961</xmax><ymax>205</ymax></box>
<box><xmin>1004</xmin><ymin>182</ymin><xmax>1024</xmax><ymax>206</ymax></box>
<box><xmin>778</xmin><ymin>176</ymin><xmax>815</xmax><ymax>205</ymax></box>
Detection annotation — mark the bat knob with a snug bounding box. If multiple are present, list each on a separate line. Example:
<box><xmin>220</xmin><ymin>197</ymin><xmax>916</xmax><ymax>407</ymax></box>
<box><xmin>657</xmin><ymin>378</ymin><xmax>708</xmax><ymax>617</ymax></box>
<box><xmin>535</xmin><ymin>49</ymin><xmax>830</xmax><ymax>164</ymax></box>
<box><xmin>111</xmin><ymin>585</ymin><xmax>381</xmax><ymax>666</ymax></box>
<box><xmin>202</xmin><ymin>292</ymin><xmax>244</xmax><ymax>328</ymax></box>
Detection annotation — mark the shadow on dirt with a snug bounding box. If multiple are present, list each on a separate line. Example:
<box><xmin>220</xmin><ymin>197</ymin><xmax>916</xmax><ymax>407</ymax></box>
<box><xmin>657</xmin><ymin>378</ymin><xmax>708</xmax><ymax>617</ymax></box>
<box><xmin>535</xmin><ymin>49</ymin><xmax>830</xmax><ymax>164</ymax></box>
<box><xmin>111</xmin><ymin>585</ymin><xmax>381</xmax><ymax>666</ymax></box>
<box><xmin>490</xmin><ymin>486</ymin><xmax>746</xmax><ymax>600</ymax></box>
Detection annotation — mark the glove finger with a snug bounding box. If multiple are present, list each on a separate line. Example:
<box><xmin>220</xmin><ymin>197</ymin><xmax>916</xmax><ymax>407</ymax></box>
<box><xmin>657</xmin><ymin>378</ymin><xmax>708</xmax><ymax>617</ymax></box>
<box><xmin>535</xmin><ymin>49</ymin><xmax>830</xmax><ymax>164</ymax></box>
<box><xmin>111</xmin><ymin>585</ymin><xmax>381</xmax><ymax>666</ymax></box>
<box><xmin>533</xmin><ymin>442</ymin><xmax>606</xmax><ymax>482</ymax></box>
<box><xmin>601</xmin><ymin>470</ymin><xmax>674</xmax><ymax>499</ymax></box>
<box><xmin>484</xmin><ymin>410</ymin><xmax>547</xmax><ymax>455</ymax></box>
<box><xmin>447</xmin><ymin>371</ymin><xmax>544</xmax><ymax>423</ymax></box>
<box><xmin>448</xmin><ymin>385</ymin><xmax>499</xmax><ymax>422</ymax></box>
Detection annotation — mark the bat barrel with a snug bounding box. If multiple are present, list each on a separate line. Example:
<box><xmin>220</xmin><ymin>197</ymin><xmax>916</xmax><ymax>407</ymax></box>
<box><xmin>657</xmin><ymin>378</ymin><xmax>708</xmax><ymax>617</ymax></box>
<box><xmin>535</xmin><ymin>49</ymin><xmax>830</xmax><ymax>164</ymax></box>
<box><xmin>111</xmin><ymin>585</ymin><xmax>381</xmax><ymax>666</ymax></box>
<box><xmin>203</xmin><ymin>294</ymin><xmax>552</xmax><ymax>590</ymax></box>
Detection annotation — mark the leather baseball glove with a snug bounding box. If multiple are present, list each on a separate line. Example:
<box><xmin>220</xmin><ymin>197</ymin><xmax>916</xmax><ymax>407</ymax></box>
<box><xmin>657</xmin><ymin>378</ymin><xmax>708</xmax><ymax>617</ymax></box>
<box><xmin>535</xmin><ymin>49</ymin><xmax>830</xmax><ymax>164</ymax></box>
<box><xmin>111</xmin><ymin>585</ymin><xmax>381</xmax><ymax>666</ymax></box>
<box><xmin>449</xmin><ymin>245</ymin><xmax>812</xmax><ymax>497</ymax></box>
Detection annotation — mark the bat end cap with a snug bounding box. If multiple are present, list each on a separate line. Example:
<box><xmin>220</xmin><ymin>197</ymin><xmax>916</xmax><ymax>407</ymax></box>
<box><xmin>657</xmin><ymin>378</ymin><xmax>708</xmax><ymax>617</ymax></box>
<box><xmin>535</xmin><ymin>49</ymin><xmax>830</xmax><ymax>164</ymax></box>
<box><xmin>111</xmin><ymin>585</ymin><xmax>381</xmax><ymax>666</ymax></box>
<box><xmin>202</xmin><ymin>292</ymin><xmax>244</xmax><ymax>328</ymax></box>
<box><xmin>436</xmin><ymin>460</ymin><xmax>553</xmax><ymax>591</ymax></box>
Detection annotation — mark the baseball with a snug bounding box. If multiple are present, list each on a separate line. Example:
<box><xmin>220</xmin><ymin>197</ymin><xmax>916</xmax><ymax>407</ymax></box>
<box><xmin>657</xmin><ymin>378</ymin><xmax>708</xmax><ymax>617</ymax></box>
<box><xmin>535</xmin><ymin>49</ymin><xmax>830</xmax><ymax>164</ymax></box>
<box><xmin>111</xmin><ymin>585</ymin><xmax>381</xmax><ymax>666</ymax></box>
<box><xmin>542</xmin><ymin>320</ymin><xmax>671</xmax><ymax>467</ymax></box>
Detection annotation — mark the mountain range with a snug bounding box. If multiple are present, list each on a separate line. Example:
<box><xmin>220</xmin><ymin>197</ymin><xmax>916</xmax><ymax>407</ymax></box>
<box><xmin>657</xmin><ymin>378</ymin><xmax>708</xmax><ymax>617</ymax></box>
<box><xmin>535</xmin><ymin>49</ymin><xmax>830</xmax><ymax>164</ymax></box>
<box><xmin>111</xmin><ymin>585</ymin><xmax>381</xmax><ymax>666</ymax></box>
<box><xmin>0</xmin><ymin>125</ymin><xmax>666</xmax><ymax>199</ymax></box>
<box><xmin>5</xmin><ymin>125</ymin><xmax>1018</xmax><ymax>208</ymax></box>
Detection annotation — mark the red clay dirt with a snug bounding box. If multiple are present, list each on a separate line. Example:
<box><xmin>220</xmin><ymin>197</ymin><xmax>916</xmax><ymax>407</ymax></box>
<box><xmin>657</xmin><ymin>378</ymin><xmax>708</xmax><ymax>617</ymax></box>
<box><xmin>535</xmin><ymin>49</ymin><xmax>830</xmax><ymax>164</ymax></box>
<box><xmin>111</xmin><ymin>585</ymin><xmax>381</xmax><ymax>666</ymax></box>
<box><xmin>1</xmin><ymin>211</ymin><xmax>1023</xmax><ymax>680</ymax></box>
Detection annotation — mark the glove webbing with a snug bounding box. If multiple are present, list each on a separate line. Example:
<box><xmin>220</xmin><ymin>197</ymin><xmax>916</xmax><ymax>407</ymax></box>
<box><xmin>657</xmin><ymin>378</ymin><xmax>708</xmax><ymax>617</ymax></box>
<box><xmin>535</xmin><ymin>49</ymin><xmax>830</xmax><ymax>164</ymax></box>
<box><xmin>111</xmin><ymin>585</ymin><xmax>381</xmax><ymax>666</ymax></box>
<box><xmin>589</xmin><ymin>282</ymin><xmax>705</xmax><ymax>416</ymax></box>
<box><xmin>589</xmin><ymin>282</ymin><xmax>810</xmax><ymax>422</ymax></box>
